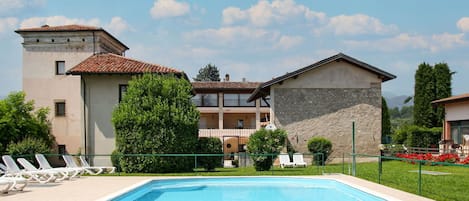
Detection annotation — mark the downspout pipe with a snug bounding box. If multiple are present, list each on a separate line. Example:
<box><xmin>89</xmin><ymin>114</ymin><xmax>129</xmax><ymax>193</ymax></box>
<box><xmin>81</xmin><ymin>76</ymin><xmax>87</xmax><ymax>157</ymax></box>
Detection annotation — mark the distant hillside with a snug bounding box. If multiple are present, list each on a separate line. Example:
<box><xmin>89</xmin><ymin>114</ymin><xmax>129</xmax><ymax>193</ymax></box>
<box><xmin>385</xmin><ymin>95</ymin><xmax>413</xmax><ymax>109</ymax></box>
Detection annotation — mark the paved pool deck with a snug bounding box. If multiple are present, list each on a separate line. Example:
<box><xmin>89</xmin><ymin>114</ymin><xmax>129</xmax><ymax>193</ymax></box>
<box><xmin>1</xmin><ymin>175</ymin><xmax>434</xmax><ymax>201</ymax></box>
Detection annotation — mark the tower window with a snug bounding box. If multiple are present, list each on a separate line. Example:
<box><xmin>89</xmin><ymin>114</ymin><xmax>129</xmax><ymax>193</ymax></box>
<box><xmin>55</xmin><ymin>101</ymin><xmax>66</xmax><ymax>116</ymax></box>
<box><xmin>56</xmin><ymin>61</ymin><xmax>65</xmax><ymax>75</ymax></box>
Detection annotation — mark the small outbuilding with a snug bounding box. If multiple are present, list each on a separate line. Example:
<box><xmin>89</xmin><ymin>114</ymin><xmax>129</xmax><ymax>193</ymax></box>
<box><xmin>248</xmin><ymin>53</ymin><xmax>396</xmax><ymax>160</ymax></box>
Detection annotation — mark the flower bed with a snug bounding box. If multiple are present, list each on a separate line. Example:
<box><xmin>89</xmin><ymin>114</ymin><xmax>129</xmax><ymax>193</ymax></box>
<box><xmin>395</xmin><ymin>153</ymin><xmax>464</xmax><ymax>165</ymax></box>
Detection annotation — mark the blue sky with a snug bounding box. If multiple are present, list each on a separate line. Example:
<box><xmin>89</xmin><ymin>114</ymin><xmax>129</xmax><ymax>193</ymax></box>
<box><xmin>0</xmin><ymin>0</ymin><xmax>468</xmax><ymax>98</ymax></box>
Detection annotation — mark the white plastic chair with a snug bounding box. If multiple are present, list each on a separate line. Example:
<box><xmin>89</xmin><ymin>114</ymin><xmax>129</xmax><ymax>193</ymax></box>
<box><xmin>2</xmin><ymin>155</ymin><xmax>56</xmax><ymax>184</ymax></box>
<box><xmin>278</xmin><ymin>153</ymin><xmax>294</xmax><ymax>168</ymax></box>
<box><xmin>17</xmin><ymin>158</ymin><xmax>67</xmax><ymax>181</ymax></box>
<box><xmin>292</xmin><ymin>153</ymin><xmax>307</xmax><ymax>167</ymax></box>
<box><xmin>0</xmin><ymin>163</ymin><xmax>27</xmax><ymax>191</ymax></box>
<box><xmin>35</xmin><ymin>154</ymin><xmax>83</xmax><ymax>179</ymax></box>
<box><xmin>79</xmin><ymin>156</ymin><xmax>116</xmax><ymax>174</ymax></box>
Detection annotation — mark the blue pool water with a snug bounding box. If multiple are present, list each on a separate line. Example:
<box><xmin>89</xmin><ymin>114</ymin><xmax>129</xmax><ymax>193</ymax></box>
<box><xmin>111</xmin><ymin>177</ymin><xmax>387</xmax><ymax>201</ymax></box>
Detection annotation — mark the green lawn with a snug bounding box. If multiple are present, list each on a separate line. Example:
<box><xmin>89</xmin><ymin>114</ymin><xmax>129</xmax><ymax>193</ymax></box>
<box><xmin>106</xmin><ymin>161</ymin><xmax>469</xmax><ymax>201</ymax></box>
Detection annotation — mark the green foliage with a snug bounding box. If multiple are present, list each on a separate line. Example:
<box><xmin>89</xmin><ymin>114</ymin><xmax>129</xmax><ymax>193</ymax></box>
<box><xmin>413</xmin><ymin>63</ymin><xmax>435</xmax><ymax>128</ymax></box>
<box><xmin>433</xmin><ymin>63</ymin><xmax>452</xmax><ymax>125</ymax></box>
<box><xmin>307</xmin><ymin>137</ymin><xmax>332</xmax><ymax>165</ymax></box>
<box><xmin>7</xmin><ymin>137</ymin><xmax>51</xmax><ymax>165</ymax></box>
<box><xmin>393</xmin><ymin>125</ymin><xmax>441</xmax><ymax>147</ymax></box>
<box><xmin>247</xmin><ymin>128</ymin><xmax>287</xmax><ymax>171</ymax></box>
<box><xmin>0</xmin><ymin>91</ymin><xmax>53</xmax><ymax>153</ymax></box>
<box><xmin>382</xmin><ymin>97</ymin><xmax>391</xmax><ymax>143</ymax></box>
<box><xmin>111</xmin><ymin>149</ymin><xmax>122</xmax><ymax>172</ymax></box>
<box><xmin>196</xmin><ymin>137</ymin><xmax>223</xmax><ymax>171</ymax></box>
<box><xmin>193</xmin><ymin>64</ymin><xmax>221</xmax><ymax>81</ymax></box>
<box><xmin>112</xmin><ymin>74</ymin><xmax>200</xmax><ymax>173</ymax></box>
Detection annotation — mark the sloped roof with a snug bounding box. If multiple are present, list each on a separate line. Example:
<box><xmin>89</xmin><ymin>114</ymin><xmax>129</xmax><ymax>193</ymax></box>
<box><xmin>192</xmin><ymin>82</ymin><xmax>261</xmax><ymax>91</ymax></box>
<box><xmin>432</xmin><ymin>93</ymin><xmax>469</xmax><ymax>105</ymax></box>
<box><xmin>15</xmin><ymin>24</ymin><xmax>129</xmax><ymax>50</ymax></box>
<box><xmin>67</xmin><ymin>53</ymin><xmax>182</xmax><ymax>75</ymax></box>
<box><xmin>247</xmin><ymin>53</ymin><xmax>396</xmax><ymax>102</ymax></box>
<box><xmin>15</xmin><ymin>24</ymin><xmax>102</xmax><ymax>32</ymax></box>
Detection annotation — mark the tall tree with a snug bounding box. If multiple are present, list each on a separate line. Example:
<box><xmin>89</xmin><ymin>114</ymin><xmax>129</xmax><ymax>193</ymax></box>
<box><xmin>381</xmin><ymin>97</ymin><xmax>392</xmax><ymax>143</ymax></box>
<box><xmin>413</xmin><ymin>63</ymin><xmax>435</xmax><ymax>128</ymax></box>
<box><xmin>193</xmin><ymin>64</ymin><xmax>221</xmax><ymax>81</ymax></box>
<box><xmin>0</xmin><ymin>92</ymin><xmax>53</xmax><ymax>153</ymax></box>
<box><xmin>433</xmin><ymin>63</ymin><xmax>452</xmax><ymax>126</ymax></box>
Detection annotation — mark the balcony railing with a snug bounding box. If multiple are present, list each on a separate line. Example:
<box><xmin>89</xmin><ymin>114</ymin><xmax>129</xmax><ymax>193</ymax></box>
<box><xmin>198</xmin><ymin>129</ymin><xmax>257</xmax><ymax>138</ymax></box>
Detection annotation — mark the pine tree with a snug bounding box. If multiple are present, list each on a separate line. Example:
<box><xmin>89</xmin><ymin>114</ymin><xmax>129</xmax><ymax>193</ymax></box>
<box><xmin>433</xmin><ymin>63</ymin><xmax>452</xmax><ymax>126</ymax></box>
<box><xmin>413</xmin><ymin>63</ymin><xmax>435</xmax><ymax>128</ymax></box>
<box><xmin>193</xmin><ymin>64</ymin><xmax>221</xmax><ymax>81</ymax></box>
<box><xmin>381</xmin><ymin>97</ymin><xmax>391</xmax><ymax>143</ymax></box>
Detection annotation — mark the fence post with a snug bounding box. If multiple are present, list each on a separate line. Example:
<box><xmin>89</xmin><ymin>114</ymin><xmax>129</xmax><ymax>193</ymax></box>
<box><xmin>352</xmin><ymin>121</ymin><xmax>356</xmax><ymax>176</ymax></box>
<box><xmin>342</xmin><ymin>152</ymin><xmax>345</xmax><ymax>174</ymax></box>
<box><xmin>378</xmin><ymin>155</ymin><xmax>382</xmax><ymax>184</ymax></box>
<box><xmin>194</xmin><ymin>154</ymin><xmax>197</xmax><ymax>170</ymax></box>
<box><xmin>418</xmin><ymin>160</ymin><xmax>422</xmax><ymax>195</ymax></box>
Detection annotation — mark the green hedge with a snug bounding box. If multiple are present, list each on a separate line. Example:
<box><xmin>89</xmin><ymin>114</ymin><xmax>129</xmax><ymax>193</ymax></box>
<box><xmin>196</xmin><ymin>137</ymin><xmax>223</xmax><ymax>171</ymax></box>
<box><xmin>247</xmin><ymin>128</ymin><xmax>287</xmax><ymax>171</ymax></box>
<box><xmin>7</xmin><ymin>137</ymin><xmax>51</xmax><ymax>166</ymax></box>
<box><xmin>112</xmin><ymin>74</ymin><xmax>199</xmax><ymax>173</ymax></box>
<box><xmin>307</xmin><ymin>137</ymin><xmax>332</xmax><ymax>165</ymax></box>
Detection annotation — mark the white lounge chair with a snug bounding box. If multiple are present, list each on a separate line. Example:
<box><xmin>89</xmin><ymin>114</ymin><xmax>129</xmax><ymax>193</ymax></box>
<box><xmin>63</xmin><ymin>155</ymin><xmax>105</xmax><ymax>175</ymax></box>
<box><xmin>278</xmin><ymin>153</ymin><xmax>294</xmax><ymax>168</ymax></box>
<box><xmin>35</xmin><ymin>154</ymin><xmax>83</xmax><ymax>179</ymax></box>
<box><xmin>17</xmin><ymin>158</ymin><xmax>67</xmax><ymax>181</ymax></box>
<box><xmin>79</xmin><ymin>156</ymin><xmax>116</xmax><ymax>174</ymax></box>
<box><xmin>0</xmin><ymin>178</ymin><xmax>13</xmax><ymax>194</ymax></box>
<box><xmin>2</xmin><ymin>155</ymin><xmax>56</xmax><ymax>184</ymax></box>
<box><xmin>292</xmin><ymin>153</ymin><xmax>307</xmax><ymax>167</ymax></box>
<box><xmin>0</xmin><ymin>163</ymin><xmax>27</xmax><ymax>191</ymax></box>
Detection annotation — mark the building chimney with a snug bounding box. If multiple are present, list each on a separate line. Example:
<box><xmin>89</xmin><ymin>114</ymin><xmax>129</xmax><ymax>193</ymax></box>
<box><xmin>225</xmin><ymin>74</ymin><xmax>230</xmax><ymax>82</ymax></box>
<box><xmin>242</xmin><ymin>78</ymin><xmax>246</xmax><ymax>82</ymax></box>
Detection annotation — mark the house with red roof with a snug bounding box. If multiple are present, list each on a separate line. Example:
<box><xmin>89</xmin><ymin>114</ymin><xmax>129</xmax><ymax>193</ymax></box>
<box><xmin>192</xmin><ymin>77</ymin><xmax>269</xmax><ymax>160</ymax></box>
<box><xmin>16</xmin><ymin>25</ymin><xmax>184</xmax><ymax>165</ymax></box>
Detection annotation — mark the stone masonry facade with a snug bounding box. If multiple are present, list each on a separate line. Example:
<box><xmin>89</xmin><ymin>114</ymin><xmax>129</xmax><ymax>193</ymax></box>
<box><xmin>274</xmin><ymin>85</ymin><xmax>381</xmax><ymax>161</ymax></box>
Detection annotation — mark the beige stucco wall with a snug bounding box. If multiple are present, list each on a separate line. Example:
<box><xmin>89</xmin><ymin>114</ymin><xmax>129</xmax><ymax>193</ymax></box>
<box><xmin>445</xmin><ymin>101</ymin><xmax>469</xmax><ymax>121</ymax></box>
<box><xmin>83</xmin><ymin>75</ymin><xmax>132</xmax><ymax>166</ymax></box>
<box><xmin>23</xmin><ymin>50</ymin><xmax>92</xmax><ymax>154</ymax></box>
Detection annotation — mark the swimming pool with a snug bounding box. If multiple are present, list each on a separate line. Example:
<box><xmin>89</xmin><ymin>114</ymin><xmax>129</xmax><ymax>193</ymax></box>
<box><xmin>109</xmin><ymin>177</ymin><xmax>387</xmax><ymax>201</ymax></box>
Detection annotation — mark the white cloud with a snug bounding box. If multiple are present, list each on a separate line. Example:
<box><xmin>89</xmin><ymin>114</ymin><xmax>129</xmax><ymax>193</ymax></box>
<box><xmin>20</xmin><ymin>16</ymin><xmax>100</xmax><ymax>28</ymax></box>
<box><xmin>344</xmin><ymin>33</ymin><xmax>430</xmax><ymax>52</ymax></box>
<box><xmin>457</xmin><ymin>17</ymin><xmax>469</xmax><ymax>32</ymax></box>
<box><xmin>275</xmin><ymin>35</ymin><xmax>303</xmax><ymax>49</ymax></box>
<box><xmin>431</xmin><ymin>32</ymin><xmax>466</xmax><ymax>52</ymax></box>
<box><xmin>318</xmin><ymin>14</ymin><xmax>398</xmax><ymax>35</ymax></box>
<box><xmin>222</xmin><ymin>7</ymin><xmax>246</xmax><ymax>25</ymax></box>
<box><xmin>184</xmin><ymin>26</ymin><xmax>272</xmax><ymax>44</ymax></box>
<box><xmin>222</xmin><ymin>0</ymin><xmax>325</xmax><ymax>26</ymax></box>
<box><xmin>0</xmin><ymin>0</ymin><xmax>45</xmax><ymax>14</ymax></box>
<box><xmin>344</xmin><ymin>32</ymin><xmax>467</xmax><ymax>53</ymax></box>
<box><xmin>150</xmin><ymin>0</ymin><xmax>190</xmax><ymax>19</ymax></box>
<box><xmin>105</xmin><ymin>17</ymin><xmax>130</xmax><ymax>35</ymax></box>
<box><xmin>0</xmin><ymin>17</ymin><xmax>18</xmax><ymax>33</ymax></box>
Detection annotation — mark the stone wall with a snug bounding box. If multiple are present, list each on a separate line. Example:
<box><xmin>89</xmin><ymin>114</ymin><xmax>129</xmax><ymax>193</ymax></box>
<box><xmin>273</xmin><ymin>86</ymin><xmax>381</xmax><ymax>159</ymax></box>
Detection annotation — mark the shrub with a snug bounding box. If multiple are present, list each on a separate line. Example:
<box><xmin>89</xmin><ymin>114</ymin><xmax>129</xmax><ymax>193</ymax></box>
<box><xmin>112</xmin><ymin>74</ymin><xmax>199</xmax><ymax>173</ymax></box>
<box><xmin>196</xmin><ymin>137</ymin><xmax>223</xmax><ymax>171</ymax></box>
<box><xmin>307</xmin><ymin>137</ymin><xmax>332</xmax><ymax>165</ymax></box>
<box><xmin>394</xmin><ymin>125</ymin><xmax>441</xmax><ymax>148</ymax></box>
<box><xmin>247</xmin><ymin>128</ymin><xmax>287</xmax><ymax>171</ymax></box>
<box><xmin>110</xmin><ymin>149</ymin><xmax>122</xmax><ymax>172</ymax></box>
<box><xmin>7</xmin><ymin>137</ymin><xmax>51</xmax><ymax>166</ymax></box>
<box><xmin>0</xmin><ymin>92</ymin><xmax>53</xmax><ymax>153</ymax></box>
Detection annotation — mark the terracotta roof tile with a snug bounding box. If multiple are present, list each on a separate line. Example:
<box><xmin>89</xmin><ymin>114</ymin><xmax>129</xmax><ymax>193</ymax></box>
<box><xmin>67</xmin><ymin>53</ymin><xmax>181</xmax><ymax>75</ymax></box>
<box><xmin>432</xmin><ymin>93</ymin><xmax>469</xmax><ymax>105</ymax></box>
<box><xmin>16</xmin><ymin>24</ymin><xmax>102</xmax><ymax>32</ymax></box>
<box><xmin>192</xmin><ymin>82</ymin><xmax>261</xmax><ymax>90</ymax></box>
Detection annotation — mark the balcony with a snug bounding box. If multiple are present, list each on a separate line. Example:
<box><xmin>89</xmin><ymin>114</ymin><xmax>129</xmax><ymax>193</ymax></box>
<box><xmin>198</xmin><ymin>129</ymin><xmax>257</xmax><ymax>138</ymax></box>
